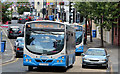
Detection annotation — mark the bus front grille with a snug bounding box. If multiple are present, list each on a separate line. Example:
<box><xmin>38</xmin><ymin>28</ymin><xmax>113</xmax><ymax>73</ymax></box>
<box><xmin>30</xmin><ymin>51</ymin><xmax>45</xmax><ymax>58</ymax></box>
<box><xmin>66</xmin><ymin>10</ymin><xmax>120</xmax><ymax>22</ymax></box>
<box><xmin>35</xmin><ymin>59</ymin><xmax>53</xmax><ymax>63</ymax></box>
<box><xmin>42</xmin><ymin>60</ymin><xmax>46</xmax><ymax>62</ymax></box>
<box><xmin>46</xmin><ymin>60</ymin><xmax>53</xmax><ymax>62</ymax></box>
<box><xmin>35</xmin><ymin>59</ymin><xmax>42</xmax><ymax>62</ymax></box>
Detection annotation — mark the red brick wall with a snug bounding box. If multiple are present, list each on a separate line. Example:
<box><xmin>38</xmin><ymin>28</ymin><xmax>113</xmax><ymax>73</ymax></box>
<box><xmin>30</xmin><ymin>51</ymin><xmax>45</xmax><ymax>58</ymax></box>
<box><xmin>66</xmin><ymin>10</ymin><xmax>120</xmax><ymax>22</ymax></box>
<box><xmin>113</xmin><ymin>19</ymin><xmax>120</xmax><ymax>46</ymax></box>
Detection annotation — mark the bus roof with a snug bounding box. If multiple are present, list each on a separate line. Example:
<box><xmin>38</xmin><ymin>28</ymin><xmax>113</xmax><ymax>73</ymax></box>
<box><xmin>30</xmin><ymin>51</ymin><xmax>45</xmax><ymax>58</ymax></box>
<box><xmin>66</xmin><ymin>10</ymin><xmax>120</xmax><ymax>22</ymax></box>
<box><xmin>25</xmin><ymin>20</ymin><xmax>70</xmax><ymax>25</ymax></box>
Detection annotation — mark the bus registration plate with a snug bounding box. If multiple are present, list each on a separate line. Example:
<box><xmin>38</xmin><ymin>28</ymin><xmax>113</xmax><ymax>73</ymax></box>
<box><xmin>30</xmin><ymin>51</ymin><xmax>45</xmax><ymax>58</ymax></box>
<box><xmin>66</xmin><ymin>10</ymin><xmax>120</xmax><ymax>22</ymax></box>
<box><xmin>39</xmin><ymin>63</ymin><xmax>48</xmax><ymax>66</ymax></box>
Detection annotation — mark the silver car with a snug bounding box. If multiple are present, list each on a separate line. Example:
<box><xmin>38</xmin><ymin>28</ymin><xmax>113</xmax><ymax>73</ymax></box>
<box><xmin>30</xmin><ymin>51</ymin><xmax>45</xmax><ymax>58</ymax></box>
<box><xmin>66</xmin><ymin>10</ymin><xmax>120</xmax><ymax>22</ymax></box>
<box><xmin>81</xmin><ymin>48</ymin><xmax>110</xmax><ymax>69</ymax></box>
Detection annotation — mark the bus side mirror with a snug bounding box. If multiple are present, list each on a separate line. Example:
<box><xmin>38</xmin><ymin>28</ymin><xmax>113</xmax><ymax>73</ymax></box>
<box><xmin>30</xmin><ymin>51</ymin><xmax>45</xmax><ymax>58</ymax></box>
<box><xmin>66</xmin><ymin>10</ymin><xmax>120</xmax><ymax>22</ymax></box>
<box><xmin>81</xmin><ymin>53</ymin><xmax>85</xmax><ymax>56</ymax></box>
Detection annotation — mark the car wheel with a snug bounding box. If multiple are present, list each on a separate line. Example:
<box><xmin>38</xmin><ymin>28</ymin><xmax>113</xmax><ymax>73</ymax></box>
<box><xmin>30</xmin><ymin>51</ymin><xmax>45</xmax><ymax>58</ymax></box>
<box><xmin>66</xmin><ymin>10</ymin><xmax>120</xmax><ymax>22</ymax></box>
<box><xmin>28</xmin><ymin>66</ymin><xmax>33</xmax><ymax>71</ymax></box>
<box><xmin>8</xmin><ymin>36</ymin><xmax>11</xmax><ymax>39</ymax></box>
<box><xmin>15</xmin><ymin>54</ymin><xmax>18</xmax><ymax>58</ymax></box>
<box><xmin>82</xmin><ymin>64</ymin><xmax>86</xmax><ymax>68</ymax></box>
<box><xmin>15</xmin><ymin>53</ymin><xmax>19</xmax><ymax>58</ymax></box>
<box><xmin>104</xmin><ymin>64</ymin><xmax>108</xmax><ymax>69</ymax></box>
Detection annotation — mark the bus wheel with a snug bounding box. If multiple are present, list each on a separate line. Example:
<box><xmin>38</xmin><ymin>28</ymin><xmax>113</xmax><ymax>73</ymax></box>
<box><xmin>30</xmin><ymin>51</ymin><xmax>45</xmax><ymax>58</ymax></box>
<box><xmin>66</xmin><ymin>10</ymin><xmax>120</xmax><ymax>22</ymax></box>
<box><xmin>69</xmin><ymin>64</ymin><xmax>73</xmax><ymax>68</ymax></box>
<box><xmin>61</xmin><ymin>67</ymin><xmax>67</xmax><ymax>72</ymax></box>
<box><xmin>28</xmin><ymin>66</ymin><xmax>33</xmax><ymax>71</ymax></box>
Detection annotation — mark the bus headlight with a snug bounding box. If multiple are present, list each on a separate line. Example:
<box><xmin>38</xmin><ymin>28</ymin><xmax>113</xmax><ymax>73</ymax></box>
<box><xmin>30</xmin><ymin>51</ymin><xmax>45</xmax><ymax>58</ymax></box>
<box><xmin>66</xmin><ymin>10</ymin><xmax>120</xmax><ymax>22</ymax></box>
<box><xmin>26</xmin><ymin>59</ymin><xmax>28</xmax><ymax>62</ymax></box>
<box><xmin>57</xmin><ymin>60</ymin><xmax>59</xmax><ymax>63</ymax></box>
<box><xmin>25</xmin><ymin>55</ymin><xmax>27</xmax><ymax>57</ymax></box>
<box><xmin>60</xmin><ymin>60</ymin><xmax>63</xmax><ymax>63</ymax></box>
<box><xmin>62</xmin><ymin>56</ymin><xmax>64</xmax><ymax>59</ymax></box>
<box><xmin>29</xmin><ymin>59</ymin><xmax>31</xmax><ymax>62</ymax></box>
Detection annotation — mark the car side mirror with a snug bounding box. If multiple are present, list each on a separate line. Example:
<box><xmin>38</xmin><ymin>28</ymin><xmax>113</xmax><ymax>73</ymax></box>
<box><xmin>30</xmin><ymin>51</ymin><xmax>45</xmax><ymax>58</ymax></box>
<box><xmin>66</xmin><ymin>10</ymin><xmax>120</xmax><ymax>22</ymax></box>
<box><xmin>81</xmin><ymin>53</ymin><xmax>85</xmax><ymax>56</ymax></box>
<box><xmin>107</xmin><ymin>54</ymin><xmax>110</xmax><ymax>57</ymax></box>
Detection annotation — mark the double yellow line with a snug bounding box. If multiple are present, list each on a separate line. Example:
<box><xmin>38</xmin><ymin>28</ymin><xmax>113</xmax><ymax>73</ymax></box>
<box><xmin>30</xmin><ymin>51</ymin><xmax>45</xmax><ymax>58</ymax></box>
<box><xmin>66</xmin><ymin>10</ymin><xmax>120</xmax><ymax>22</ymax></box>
<box><xmin>1</xmin><ymin>58</ymin><xmax>19</xmax><ymax>66</ymax></box>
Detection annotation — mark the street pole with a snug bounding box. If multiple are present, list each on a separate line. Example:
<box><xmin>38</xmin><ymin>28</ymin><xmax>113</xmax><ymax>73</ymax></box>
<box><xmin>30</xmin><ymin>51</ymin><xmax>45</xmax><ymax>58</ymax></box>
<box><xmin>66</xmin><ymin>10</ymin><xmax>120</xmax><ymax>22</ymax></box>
<box><xmin>60</xmin><ymin>5</ymin><xmax>62</xmax><ymax>21</ymax></box>
<box><xmin>1</xmin><ymin>31</ymin><xmax>2</xmax><ymax>42</ymax></box>
<box><xmin>84</xmin><ymin>17</ymin><xmax>87</xmax><ymax>44</ymax></box>
<box><xmin>43</xmin><ymin>1</ymin><xmax>44</xmax><ymax>19</ymax></box>
<box><xmin>69</xmin><ymin>2</ymin><xmax>71</xmax><ymax>23</ymax></box>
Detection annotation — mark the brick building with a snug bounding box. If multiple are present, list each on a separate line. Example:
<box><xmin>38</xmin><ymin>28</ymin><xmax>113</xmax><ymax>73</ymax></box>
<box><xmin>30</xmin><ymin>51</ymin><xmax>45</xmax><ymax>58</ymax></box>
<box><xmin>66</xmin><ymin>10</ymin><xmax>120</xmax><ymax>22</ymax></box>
<box><xmin>113</xmin><ymin>18</ymin><xmax>120</xmax><ymax>46</ymax></box>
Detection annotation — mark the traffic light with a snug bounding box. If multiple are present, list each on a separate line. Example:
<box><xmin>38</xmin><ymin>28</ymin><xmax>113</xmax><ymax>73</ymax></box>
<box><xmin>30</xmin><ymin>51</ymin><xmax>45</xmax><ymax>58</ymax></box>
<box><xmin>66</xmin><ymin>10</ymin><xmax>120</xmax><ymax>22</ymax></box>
<box><xmin>73</xmin><ymin>8</ymin><xmax>75</xmax><ymax>23</ymax></box>
<box><xmin>69</xmin><ymin>2</ymin><xmax>73</xmax><ymax>23</ymax></box>
<box><xmin>30</xmin><ymin>7</ymin><xmax>33</xmax><ymax>13</ymax></box>
<box><xmin>59</xmin><ymin>2</ymin><xmax>64</xmax><ymax>5</ymax></box>
<box><xmin>69</xmin><ymin>2</ymin><xmax>72</xmax><ymax>12</ymax></box>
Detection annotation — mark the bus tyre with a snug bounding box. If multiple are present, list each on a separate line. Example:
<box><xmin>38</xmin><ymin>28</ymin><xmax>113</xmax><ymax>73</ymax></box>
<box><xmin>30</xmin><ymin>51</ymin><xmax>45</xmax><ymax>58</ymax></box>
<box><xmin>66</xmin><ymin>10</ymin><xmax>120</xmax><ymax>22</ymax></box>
<box><xmin>61</xmin><ymin>67</ymin><xmax>67</xmax><ymax>72</ymax></box>
<box><xmin>28</xmin><ymin>66</ymin><xmax>33</xmax><ymax>71</ymax></box>
<box><xmin>69</xmin><ymin>64</ymin><xmax>73</xmax><ymax>68</ymax></box>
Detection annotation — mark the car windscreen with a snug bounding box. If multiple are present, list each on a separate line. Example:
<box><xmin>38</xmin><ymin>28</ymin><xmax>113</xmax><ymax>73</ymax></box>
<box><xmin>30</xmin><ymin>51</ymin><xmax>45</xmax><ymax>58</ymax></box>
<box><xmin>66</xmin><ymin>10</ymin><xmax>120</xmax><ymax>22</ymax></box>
<box><xmin>17</xmin><ymin>38</ymin><xmax>24</xmax><ymax>42</ymax></box>
<box><xmin>76</xmin><ymin>31</ymin><xmax>83</xmax><ymax>45</ymax></box>
<box><xmin>85</xmin><ymin>49</ymin><xmax>106</xmax><ymax>56</ymax></box>
<box><xmin>25</xmin><ymin>30</ymin><xmax>64</xmax><ymax>55</ymax></box>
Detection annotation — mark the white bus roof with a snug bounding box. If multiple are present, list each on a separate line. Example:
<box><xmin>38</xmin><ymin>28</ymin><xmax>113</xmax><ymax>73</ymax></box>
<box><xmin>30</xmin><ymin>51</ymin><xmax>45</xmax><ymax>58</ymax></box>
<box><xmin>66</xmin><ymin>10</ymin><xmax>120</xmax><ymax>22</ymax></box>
<box><xmin>10</xmin><ymin>26</ymin><xmax>19</xmax><ymax>28</ymax></box>
<box><xmin>25</xmin><ymin>20</ymin><xmax>71</xmax><ymax>25</ymax></box>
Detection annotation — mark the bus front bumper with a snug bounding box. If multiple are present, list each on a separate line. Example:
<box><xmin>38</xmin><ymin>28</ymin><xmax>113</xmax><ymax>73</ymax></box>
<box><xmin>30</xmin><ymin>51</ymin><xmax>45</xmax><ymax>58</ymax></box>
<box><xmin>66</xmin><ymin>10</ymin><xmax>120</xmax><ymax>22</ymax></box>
<box><xmin>23</xmin><ymin>54</ymin><xmax>66</xmax><ymax>67</ymax></box>
<box><xmin>75</xmin><ymin>46</ymin><xmax>84</xmax><ymax>53</ymax></box>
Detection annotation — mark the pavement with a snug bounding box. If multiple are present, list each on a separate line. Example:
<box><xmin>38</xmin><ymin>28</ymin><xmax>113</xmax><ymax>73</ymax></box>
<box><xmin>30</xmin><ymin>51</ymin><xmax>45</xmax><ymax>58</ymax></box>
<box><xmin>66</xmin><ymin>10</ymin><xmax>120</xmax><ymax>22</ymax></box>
<box><xmin>0</xmin><ymin>26</ymin><xmax>15</xmax><ymax>65</ymax></box>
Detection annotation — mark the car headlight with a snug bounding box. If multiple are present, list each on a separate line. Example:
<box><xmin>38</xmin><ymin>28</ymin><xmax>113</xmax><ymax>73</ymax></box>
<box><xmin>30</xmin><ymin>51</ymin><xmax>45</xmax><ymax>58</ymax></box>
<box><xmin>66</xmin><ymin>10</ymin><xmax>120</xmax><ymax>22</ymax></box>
<box><xmin>83</xmin><ymin>58</ymin><xmax>89</xmax><ymax>60</ymax></box>
<box><xmin>102</xmin><ymin>59</ymin><xmax>106</xmax><ymax>61</ymax></box>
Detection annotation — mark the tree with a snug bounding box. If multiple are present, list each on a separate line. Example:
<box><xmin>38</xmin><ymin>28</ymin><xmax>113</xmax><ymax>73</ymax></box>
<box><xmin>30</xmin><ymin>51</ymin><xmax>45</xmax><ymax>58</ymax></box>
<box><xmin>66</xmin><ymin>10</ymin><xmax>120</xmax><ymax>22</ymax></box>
<box><xmin>17</xmin><ymin>2</ymin><xmax>30</xmax><ymax>15</ymax></box>
<box><xmin>2</xmin><ymin>2</ymin><xmax>13</xmax><ymax>23</ymax></box>
<box><xmin>17</xmin><ymin>6</ymin><xmax>30</xmax><ymax>14</ymax></box>
<box><xmin>93</xmin><ymin>2</ymin><xmax>120</xmax><ymax>47</ymax></box>
<box><xmin>74</xmin><ymin>2</ymin><xmax>94</xmax><ymax>44</ymax></box>
<box><xmin>74</xmin><ymin>2</ymin><xmax>120</xmax><ymax>47</ymax></box>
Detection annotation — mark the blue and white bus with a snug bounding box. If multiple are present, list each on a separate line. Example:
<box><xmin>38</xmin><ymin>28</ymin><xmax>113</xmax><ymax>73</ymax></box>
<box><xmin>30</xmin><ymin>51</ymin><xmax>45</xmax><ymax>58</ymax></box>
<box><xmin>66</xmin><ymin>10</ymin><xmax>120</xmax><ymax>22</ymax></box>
<box><xmin>71</xmin><ymin>24</ymin><xmax>84</xmax><ymax>53</ymax></box>
<box><xmin>23</xmin><ymin>20</ymin><xmax>76</xmax><ymax>71</ymax></box>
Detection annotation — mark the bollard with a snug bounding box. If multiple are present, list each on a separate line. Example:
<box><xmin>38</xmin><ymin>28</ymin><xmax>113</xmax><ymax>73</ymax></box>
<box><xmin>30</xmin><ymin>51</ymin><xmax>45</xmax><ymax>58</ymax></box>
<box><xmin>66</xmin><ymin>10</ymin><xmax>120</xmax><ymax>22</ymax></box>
<box><xmin>2</xmin><ymin>40</ymin><xmax>6</xmax><ymax>51</ymax></box>
<box><xmin>1</xmin><ymin>42</ymin><xmax>5</xmax><ymax>53</ymax></box>
<box><xmin>92</xmin><ymin>30</ymin><xmax>96</xmax><ymax>38</ymax></box>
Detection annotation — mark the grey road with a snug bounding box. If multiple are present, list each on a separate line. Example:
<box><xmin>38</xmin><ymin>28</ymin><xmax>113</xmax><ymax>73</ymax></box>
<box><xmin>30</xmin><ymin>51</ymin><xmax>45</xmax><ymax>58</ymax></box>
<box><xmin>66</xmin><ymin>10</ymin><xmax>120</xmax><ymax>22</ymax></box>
<box><xmin>1</xmin><ymin>21</ymin><xmax>118</xmax><ymax>73</ymax></box>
